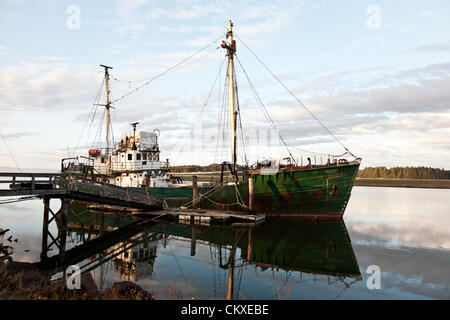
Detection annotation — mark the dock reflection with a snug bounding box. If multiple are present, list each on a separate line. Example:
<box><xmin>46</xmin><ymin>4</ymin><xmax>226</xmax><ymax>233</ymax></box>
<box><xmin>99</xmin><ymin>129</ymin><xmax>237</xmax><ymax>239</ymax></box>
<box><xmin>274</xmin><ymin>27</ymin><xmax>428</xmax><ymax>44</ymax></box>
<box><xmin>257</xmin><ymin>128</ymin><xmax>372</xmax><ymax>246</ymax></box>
<box><xmin>37</xmin><ymin>202</ymin><xmax>361</xmax><ymax>298</ymax></box>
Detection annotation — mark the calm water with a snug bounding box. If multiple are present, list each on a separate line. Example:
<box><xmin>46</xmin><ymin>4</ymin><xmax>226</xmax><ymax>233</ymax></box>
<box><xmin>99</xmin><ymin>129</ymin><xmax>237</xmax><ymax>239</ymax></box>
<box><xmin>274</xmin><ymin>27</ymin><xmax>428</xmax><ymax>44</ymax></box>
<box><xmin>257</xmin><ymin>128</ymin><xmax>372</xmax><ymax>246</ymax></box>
<box><xmin>1</xmin><ymin>186</ymin><xmax>449</xmax><ymax>300</ymax></box>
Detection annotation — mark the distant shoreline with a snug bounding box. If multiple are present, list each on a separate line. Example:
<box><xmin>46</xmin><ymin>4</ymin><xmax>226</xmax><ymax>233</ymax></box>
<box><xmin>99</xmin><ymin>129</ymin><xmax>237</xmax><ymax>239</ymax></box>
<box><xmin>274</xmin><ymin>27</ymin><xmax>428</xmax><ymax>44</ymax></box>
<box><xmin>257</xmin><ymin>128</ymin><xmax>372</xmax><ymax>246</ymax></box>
<box><xmin>355</xmin><ymin>178</ymin><xmax>450</xmax><ymax>189</ymax></box>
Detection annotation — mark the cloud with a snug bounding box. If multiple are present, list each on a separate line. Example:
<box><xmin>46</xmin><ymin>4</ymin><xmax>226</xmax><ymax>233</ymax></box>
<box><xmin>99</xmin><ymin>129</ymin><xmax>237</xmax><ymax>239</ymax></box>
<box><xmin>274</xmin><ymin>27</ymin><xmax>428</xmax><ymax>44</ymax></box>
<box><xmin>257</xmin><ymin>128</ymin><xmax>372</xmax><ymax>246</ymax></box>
<box><xmin>166</xmin><ymin>4</ymin><xmax>229</xmax><ymax>20</ymax></box>
<box><xmin>0</xmin><ymin>132</ymin><xmax>35</xmax><ymax>139</ymax></box>
<box><xmin>412</xmin><ymin>41</ymin><xmax>450</xmax><ymax>53</ymax></box>
<box><xmin>420</xmin><ymin>10</ymin><xmax>439</xmax><ymax>17</ymax></box>
<box><xmin>304</xmin><ymin>76</ymin><xmax>450</xmax><ymax>115</ymax></box>
<box><xmin>0</xmin><ymin>63</ymin><xmax>98</xmax><ymax>112</ymax></box>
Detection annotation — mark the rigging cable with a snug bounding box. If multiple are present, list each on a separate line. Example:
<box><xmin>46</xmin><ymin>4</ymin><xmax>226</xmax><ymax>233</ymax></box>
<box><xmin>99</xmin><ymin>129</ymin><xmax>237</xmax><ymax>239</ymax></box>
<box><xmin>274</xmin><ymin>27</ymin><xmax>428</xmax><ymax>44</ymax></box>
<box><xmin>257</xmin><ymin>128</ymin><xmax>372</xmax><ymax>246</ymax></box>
<box><xmin>235</xmin><ymin>33</ymin><xmax>357</xmax><ymax>158</ymax></box>
<box><xmin>235</xmin><ymin>56</ymin><xmax>297</xmax><ymax>165</ymax></box>
<box><xmin>212</xmin><ymin>54</ymin><xmax>225</xmax><ymax>169</ymax></box>
<box><xmin>214</xmin><ymin>60</ymin><xmax>231</xmax><ymax>167</ymax></box>
<box><xmin>92</xmin><ymin>108</ymin><xmax>106</xmax><ymax>149</ymax></box>
<box><xmin>232</xmin><ymin>59</ymin><xmax>249</xmax><ymax>166</ymax></box>
<box><xmin>112</xmin><ymin>48</ymin><xmax>218</xmax><ymax>84</ymax></box>
<box><xmin>170</xmin><ymin>54</ymin><xmax>226</xmax><ymax>163</ymax></box>
<box><xmin>71</xmin><ymin>76</ymin><xmax>105</xmax><ymax>157</ymax></box>
<box><xmin>110</xmin><ymin>34</ymin><xmax>225</xmax><ymax>105</ymax></box>
<box><xmin>0</xmin><ymin>134</ymin><xmax>22</xmax><ymax>173</ymax></box>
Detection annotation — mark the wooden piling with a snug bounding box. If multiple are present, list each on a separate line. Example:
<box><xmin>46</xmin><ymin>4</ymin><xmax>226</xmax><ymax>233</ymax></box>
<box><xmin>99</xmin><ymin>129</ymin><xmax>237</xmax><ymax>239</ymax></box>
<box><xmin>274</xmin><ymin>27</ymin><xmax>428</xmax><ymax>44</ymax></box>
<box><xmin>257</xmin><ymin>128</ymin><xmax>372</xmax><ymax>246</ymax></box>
<box><xmin>31</xmin><ymin>174</ymin><xmax>35</xmax><ymax>194</ymax></box>
<box><xmin>248</xmin><ymin>176</ymin><xmax>254</xmax><ymax>211</ymax></box>
<box><xmin>145</xmin><ymin>175</ymin><xmax>150</xmax><ymax>192</ymax></box>
<box><xmin>247</xmin><ymin>229</ymin><xmax>253</xmax><ymax>260</ymax></box>
<box><xmin>59</xmin><ymin>198</ymin><xmax>68</xmax><ymax>264</ymax></box>
<box><xmin>192</xmin><ymin>175</ymin><xmax>198</xmax><ymax>209</ymax></box>
<box><xmin>41</xmin><ymin>197</ymin><xmax>50</xmax><ymax>259</ymax></box>
<box><xmin>190</xmin><ymin>226</ymin><xmax>196</xmax><ymax>256</ymax></box>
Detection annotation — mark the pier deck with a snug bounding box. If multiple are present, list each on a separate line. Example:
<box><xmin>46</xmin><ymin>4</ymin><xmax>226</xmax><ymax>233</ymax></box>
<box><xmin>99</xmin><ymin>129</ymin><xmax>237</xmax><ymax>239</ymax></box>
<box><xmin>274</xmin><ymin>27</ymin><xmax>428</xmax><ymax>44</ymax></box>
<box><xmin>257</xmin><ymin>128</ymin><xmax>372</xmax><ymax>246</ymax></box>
<box><xmin>0</xmin><ymin>172</ymin><xmax>163</xmax><ymax>210</ymax></box>
<box><xmin>0</xmin><ymin>172</ymin><xmax>264</xmax><ymax>225</ymax></box>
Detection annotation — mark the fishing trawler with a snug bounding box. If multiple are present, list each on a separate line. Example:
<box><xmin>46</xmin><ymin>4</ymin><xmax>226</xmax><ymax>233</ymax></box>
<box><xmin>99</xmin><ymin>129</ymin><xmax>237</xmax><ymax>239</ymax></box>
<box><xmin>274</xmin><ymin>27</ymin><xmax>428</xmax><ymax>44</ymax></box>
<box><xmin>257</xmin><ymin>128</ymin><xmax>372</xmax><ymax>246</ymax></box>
<box><xmin>62</xmin><ymin>20</ymin><xmax>361</xmax><ymax>218</ymax></box>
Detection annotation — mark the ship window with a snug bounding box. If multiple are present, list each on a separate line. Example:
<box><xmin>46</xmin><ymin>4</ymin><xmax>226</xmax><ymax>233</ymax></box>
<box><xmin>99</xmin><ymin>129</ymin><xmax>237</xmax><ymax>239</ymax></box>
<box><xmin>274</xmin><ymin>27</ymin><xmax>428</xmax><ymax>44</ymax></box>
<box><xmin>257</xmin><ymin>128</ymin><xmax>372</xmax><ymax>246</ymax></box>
<box><xmin>124</xmin><ymin>252</ymin><xmax>128</xmax><ymax>258</ymax></box>
<box><xmin>136</xmin><ymin>153</ymin><xmax>141</xmax><ymax>160</ymax></box>
<box><xmin>101</xmin><ymin>157</ymin><xmax>104</xmax><ymax>163</ymax></box>
<box><xmin>143</xmin><ymin>153</ymin><xmax>147</xmax><ymax>160</ymax></box>
<box><xmin>143</xmin><ymin>161</ymin><xmax>147</xmax><ymax>165</ymax></box>
<box><xmin>128</xmin><ymin>154</ymin><xmax>132</xmax><ymax>160</ymax></box>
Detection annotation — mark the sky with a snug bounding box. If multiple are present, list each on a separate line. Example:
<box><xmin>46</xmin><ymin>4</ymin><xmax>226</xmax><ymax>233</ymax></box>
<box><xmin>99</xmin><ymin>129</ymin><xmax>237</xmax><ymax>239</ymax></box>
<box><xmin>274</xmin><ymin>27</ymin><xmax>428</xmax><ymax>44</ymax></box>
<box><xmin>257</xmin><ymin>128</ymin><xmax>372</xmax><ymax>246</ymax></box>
<box><xmin>0</xmin><ymin>0</ymin><xmax>449</xmax><ymax>170</ymax></box>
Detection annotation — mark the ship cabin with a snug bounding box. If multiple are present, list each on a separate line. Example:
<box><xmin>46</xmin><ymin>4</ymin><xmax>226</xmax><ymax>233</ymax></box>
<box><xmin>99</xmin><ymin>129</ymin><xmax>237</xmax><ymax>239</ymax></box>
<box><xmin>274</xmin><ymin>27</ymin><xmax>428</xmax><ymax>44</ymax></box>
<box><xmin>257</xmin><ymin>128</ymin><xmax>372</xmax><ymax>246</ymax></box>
<box><xmin>91</xmin><ymin>130</ymin><xmax>165</xmax><ymax>175</ymax></box>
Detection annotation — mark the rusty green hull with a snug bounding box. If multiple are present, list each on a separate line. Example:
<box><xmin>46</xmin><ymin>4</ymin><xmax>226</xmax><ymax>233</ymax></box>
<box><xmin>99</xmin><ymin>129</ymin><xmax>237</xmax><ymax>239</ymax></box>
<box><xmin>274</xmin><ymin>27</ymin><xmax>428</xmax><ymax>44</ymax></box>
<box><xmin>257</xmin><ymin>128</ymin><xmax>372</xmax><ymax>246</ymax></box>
<box><xmin>251</xmin><ymin>162</ymin><xmax>360</xmax><ymax>217</ymax></box>
<box><xmin>145</xmin><ymin>162</ymin><xmax>360</xmax><ymax>218</ymax></box>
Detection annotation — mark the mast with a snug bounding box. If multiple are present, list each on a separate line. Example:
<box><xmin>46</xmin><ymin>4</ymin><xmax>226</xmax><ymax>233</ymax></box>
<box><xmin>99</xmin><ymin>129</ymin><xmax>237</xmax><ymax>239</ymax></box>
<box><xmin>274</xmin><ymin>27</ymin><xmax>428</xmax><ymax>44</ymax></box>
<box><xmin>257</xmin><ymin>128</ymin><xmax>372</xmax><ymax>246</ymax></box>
<box><xmin>100</xmin><ymin>64</ymin><xmax>113</xmax><ymax>155</ymax></box>
<box><xmin>100</xmin><ymin>64</ymin><xmax>113</xmax><ymax>173</ymax></box>
<box><xmin>221</xmin><ymin>20</ymin><xmax>237</xmax><ymax>175</ymax></box>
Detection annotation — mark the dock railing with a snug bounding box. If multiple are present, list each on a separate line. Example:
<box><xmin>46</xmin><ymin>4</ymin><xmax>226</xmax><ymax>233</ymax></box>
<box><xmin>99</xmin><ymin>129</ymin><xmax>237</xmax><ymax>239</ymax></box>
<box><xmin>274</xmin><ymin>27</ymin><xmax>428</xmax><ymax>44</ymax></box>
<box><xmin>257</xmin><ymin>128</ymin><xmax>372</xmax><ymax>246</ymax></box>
<box><xmin>0</xmin><ymin>172</ymin><xmax>64</xmax><ymax>196</ymax></box>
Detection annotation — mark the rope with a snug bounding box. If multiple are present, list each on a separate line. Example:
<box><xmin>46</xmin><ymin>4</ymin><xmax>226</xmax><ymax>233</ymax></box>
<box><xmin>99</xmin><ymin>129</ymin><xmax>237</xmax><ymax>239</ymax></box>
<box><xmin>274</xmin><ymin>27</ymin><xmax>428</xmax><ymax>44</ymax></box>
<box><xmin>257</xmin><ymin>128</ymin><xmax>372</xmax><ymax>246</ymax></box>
<box><xmin>233</xmin><ymin>183</ymin><xmax>248</xmax><ymax>209</ymax></box>
<box><xmin>235</xmin><ymin>33</ymin><xmax>357</xmax><ymax>158</ymax></box>
<box><xmin>177</xmin><ymin>183</ymin><xmax>225</xmax><ymax>209</ymax></box>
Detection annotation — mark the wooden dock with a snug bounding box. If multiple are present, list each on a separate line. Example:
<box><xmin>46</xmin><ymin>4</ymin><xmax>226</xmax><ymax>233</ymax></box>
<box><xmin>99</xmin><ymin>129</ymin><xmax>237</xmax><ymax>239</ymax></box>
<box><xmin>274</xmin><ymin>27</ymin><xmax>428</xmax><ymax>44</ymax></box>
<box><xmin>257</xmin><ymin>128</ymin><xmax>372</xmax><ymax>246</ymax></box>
<box><xmin>0</xmin><ymin>172</ymin><xmax>163</xmax><ymax>210</ymax></box>
<box><xmin>0</xmin><ymin>172</ymin><xmax>265</xmax><ymax>225</ymax></box>
<box><xmin>134</xmin><ymin>208</ymin><xmax>265</xmax><ymax>225</ymax></box>
<box><xmin>0</xmin><ymin>171</ymin><xmax>264</xmax><ymax>267</ymax></box>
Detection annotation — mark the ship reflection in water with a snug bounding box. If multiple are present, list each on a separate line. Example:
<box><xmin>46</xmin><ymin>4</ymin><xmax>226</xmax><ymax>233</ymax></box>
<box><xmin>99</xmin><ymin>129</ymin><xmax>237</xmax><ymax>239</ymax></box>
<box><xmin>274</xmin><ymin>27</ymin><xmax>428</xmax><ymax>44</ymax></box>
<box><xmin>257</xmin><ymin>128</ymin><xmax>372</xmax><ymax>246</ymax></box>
<box><xmin>3</xmin><ymin>187</ymin><xmax>448</xmax><ymax>299</ymax></box>
<box><xmin>33</xmin><ymin>203</ymin><xmax>361</xmax><ymax>299</ymax></box>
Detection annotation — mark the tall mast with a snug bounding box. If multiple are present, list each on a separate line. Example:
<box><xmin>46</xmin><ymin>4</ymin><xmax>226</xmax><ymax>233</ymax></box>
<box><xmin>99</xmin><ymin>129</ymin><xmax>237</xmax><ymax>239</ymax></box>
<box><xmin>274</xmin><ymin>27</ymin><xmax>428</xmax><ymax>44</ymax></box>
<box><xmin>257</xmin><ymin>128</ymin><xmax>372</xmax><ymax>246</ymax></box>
<box><xmin>100</xmin><ymin>64</ymin><xmax>113</xmax><ymax>155</ymax></box>
<box><xmin>221</xmin><ymin>20</ymin><xmax>237</xmax><ymax>175</ymax></box>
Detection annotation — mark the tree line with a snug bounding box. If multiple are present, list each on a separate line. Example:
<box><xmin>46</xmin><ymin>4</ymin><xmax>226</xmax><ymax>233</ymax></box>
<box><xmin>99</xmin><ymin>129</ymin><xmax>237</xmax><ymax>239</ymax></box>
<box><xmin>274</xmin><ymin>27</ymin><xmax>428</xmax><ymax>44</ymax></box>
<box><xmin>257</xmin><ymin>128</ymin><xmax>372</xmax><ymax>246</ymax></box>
<box><xmin>358</xmin><ymin>166</ymin><xmax>450</xmax><ymax>180</ymax></box>
<box><xmin>170</xmin><ymin>164</ymin><xmax>450</xmax><ymax>180</ymax></box>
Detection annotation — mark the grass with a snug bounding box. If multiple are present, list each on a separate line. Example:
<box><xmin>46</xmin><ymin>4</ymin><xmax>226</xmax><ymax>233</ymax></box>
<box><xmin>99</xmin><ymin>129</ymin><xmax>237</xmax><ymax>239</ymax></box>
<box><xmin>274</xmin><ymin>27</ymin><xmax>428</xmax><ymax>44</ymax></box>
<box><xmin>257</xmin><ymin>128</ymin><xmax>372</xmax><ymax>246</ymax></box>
<box><xmin>0</xmin><ymin>262</ymin><xmax>153</xmax><ymax>300</ymax></box>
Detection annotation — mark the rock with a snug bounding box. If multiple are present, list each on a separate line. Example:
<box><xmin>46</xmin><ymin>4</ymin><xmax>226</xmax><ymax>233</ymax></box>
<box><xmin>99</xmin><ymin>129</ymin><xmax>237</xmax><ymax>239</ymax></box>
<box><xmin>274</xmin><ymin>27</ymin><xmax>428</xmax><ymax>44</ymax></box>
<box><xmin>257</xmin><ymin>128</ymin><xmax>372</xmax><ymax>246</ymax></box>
<box><xmin>102</xmin><ymin>281</ymin><xmax>153</xmax><ymax>300</ymax></box>
<box><xmin>80</xmin><ymin>272</ymin><xmax>99</xmax><ymax>298</ymax></box>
